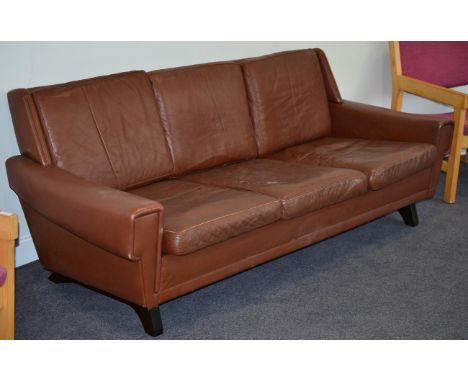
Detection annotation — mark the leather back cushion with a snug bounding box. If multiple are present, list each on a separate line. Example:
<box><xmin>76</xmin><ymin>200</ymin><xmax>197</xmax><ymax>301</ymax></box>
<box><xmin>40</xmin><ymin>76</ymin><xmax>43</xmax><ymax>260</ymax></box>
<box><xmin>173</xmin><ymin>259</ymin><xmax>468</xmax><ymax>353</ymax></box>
<box><xmin>149</xmin><ymin>63</ymin><xmax>257</xmax><ymax>175</ymax></box>
<box><xmin>32</xmin><ymin>71</ymin><xmax>174</xmax><ymax>189</ymax></box>
<box><xmin>242</xmin><ymin>50</ymin><xmax>331</xmax><ymax>156</ymax></box>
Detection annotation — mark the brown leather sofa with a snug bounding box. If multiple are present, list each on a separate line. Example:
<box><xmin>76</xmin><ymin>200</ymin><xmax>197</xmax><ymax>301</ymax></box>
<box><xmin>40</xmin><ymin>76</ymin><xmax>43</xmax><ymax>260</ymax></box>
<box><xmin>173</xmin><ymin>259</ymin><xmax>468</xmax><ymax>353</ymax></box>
<box><xmin>5</xmin><ymin>49</ymin><xmax>453</xmax><ymax>336</ymax></box>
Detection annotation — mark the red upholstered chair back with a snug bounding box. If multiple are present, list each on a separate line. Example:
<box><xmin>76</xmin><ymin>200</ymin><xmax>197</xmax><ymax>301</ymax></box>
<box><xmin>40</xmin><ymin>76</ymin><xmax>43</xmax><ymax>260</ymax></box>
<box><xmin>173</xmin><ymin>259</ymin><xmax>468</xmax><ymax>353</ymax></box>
<box><xmin>399</xmin><ymin>41</ymin><xmax>468</xmax><ymax>88</ymax></box>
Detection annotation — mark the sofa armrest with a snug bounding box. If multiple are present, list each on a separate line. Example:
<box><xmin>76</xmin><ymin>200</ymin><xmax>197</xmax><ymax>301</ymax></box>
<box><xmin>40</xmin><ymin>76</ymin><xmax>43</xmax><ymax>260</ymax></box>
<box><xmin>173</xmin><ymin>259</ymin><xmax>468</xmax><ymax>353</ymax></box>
<box><xmin>6</xmin><ymin>155</ymin><xmax>164</xmax><ymax>260</ymax></box>
<box><xmin>330</xmin><ymin>100</ymin><xmax>453</xmax><ymax>154</ymax></box>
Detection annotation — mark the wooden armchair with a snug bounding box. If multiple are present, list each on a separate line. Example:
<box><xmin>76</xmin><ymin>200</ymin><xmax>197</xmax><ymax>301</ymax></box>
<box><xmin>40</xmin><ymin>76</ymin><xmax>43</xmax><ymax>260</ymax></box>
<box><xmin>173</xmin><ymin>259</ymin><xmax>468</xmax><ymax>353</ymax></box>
<box><xmin>389</xmin><ymin>41</ymin><xmax>468</xmax><ymax>203</ymax></box>
<box><xmin>0</xmin><ymin>212</ymin><xmax>18</xmax><ymax>340</ymax></box>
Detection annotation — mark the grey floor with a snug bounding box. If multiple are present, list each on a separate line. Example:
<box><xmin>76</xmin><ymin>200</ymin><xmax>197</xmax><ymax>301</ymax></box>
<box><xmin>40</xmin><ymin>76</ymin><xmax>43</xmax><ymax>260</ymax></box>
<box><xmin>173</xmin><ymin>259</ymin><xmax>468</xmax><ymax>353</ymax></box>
<box><xmin>16</xmin><ymin>163</ymin><xmax>468</xmax><ymax>339</ymax></box>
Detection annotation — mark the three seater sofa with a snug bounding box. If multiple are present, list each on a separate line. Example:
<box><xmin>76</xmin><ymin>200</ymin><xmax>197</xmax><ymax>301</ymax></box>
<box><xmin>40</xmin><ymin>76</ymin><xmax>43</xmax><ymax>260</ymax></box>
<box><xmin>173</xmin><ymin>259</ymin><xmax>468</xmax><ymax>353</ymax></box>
<box><xmin>6</xmin><ymin>49</ymin><xmax>452</xmax><ymax>336</ymax></box>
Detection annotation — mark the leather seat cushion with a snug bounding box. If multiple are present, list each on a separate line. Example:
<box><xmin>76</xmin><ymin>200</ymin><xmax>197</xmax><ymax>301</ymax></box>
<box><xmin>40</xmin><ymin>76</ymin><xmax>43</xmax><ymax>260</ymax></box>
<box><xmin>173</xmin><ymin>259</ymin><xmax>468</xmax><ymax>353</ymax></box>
<box><xmin>269</xmin><ymin>137</ymin><xmax>438</xmax><ymax>191</ymax></box>
<box><xmin>183</xmin><ymin>159</ymin><xmax>367</xmax><ymax>220</ymax></box>
<box><xmin>129</xmin><ymin>180</ymin><xmax>281</xmax><ymax>255</ymax></box>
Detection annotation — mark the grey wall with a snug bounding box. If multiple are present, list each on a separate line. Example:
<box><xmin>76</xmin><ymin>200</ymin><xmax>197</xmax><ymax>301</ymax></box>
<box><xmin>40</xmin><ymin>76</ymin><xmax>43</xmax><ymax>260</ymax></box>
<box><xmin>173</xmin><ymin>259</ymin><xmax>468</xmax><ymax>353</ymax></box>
<box><xmin>0</xmin><ymin>41</ymin><xmax>453</xmax><ymax>266</ymax></box>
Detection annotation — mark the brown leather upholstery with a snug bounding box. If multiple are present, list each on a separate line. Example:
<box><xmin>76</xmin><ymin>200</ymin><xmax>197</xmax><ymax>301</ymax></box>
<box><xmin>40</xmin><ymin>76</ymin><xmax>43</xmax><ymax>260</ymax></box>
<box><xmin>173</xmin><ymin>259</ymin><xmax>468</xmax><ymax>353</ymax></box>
<box><xmin>149</xmin><ymin>63</ymin><xmax>257</xmax><ymax>174</ymax></box>
<box><xmin>6</xmin><ymin>155</ymin><xmax>163</xmax><ymax>260</ymax></box>
<box><xmin>130</xmin><ymin>180</ymin><xmax>281</xmax><ymax>255</ymax></box>
<box><xmin>160</xmin><ymin>168</ymin><xmax>433</xmax><ymax>301</ymax></box>
<box><xmin>5</xmin><ymin>49</ymin><xmax>453</xmax><ymax>330</ymax></box>
<box><xmin>315</xmin><ymin>48</ymin><xmax>342</xmax><ymax>103</ymax></box>
<box><xmin>7</xmin><ymin>89</ymin><xmax>51</xmax><ymax>165</ymax></box>
<box><xmin>32</xmin><ymin>71</ymin><xmax>174</xmax><ymax>189</ymax></box>
<box><xmin>184</xmin><ymin>159</ymin><xmax>367</xmax><ymax>219</ymax></box>
<box><xmin>242</xmin><ymin>50</ymin><xmax>331</xmax><ymax>156</ymax></box>
<box><xmin>270</xmin><ymin>137</ymin><xmax>437</xmax><ymax>190</ymax></box>
<box><xmin>329</xmin><ymin>100</ymin><xmax>453</xmax><ymax>193</ymax></box>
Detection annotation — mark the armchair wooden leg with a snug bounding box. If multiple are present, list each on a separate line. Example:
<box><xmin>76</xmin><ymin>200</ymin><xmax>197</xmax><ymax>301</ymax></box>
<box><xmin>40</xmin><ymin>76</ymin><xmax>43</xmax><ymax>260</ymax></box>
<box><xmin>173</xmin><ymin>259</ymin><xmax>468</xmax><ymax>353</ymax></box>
<box><xmin>398</xmin><ymin>204</ymin><xmax>419</xmax><ymax>227</ymax></box>
<box><xmin>0</xmin><ymin>212</ymin><xmax>18</xmax><ymax>341</ymax></box>
<box><xmin>444</xmin><ymin>108</ymin><xmax>466</xmax><ymax>204</ymax></box>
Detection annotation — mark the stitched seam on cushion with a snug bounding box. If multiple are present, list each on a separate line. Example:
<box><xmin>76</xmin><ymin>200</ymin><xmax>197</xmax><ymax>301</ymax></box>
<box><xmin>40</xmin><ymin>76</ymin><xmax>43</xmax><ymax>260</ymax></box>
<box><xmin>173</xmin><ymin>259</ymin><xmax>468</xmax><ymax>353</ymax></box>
<box><xmin>150</xmin><ymin>62</ymin><xmax>238</xmax><ymax>75</ymax></box>
<box><xmin>21</xmin><ymin>200</ymin><xmax>137</xmax><ymax>261</ymax></box>
<box><xmin>25</xmin><ymin>93</ymin><xmax>51</xmax><ymax>164</ymax></box>
<box><xmin>135</xmin><ymin>184</ymin><xmax>205</xmax><ymax>203</ymax></box>
<box><xmin>150</xmin><ymin>78</ymin><xmax>178</xmax><ymax>170</ymax></box>
<box><xmin>243</xmin><ymin>66</ymin><xmax>266</xmax><ymax>155</ymax></box>
<box><xmin>134</xmin><ymin>211</ymin><xmax>162</xmax><ymax>307</ymax></box>
<box><xmin>294</xmin><ymin>139</ymin><xmax>358</xmax><ymax>162</ymax></box>
<box><xmin>298</xmin><ymin>143</ymin><xmax>435</xmax><ymax>185</ymax></box>
<box><xmin>164</xmin><ymin>200</ymin><xmax>279</xmax><ymax>235</ymax></box>
<box><xmin>280</xmin><ymin>173</ymin><xmax>365</xmax><ymax>203</ymax></box>
<box><xmin>241</xmin><ymin>49</ymin><xmax>310</xmax><ymax>64</ymax></box>
<box><xmin>160</xmin><ymin>189</ymin><xmax>429</xmax><ymax>299</ymax></box>
<box><xmin>81</xmin><ymin>86</ymin><xmax>120</xmax><ymax>188</ymax></box>
<box><xmin>370</xmin><ymin>147</ymin><xmax>436</xmax><ymax>180</ymax></box>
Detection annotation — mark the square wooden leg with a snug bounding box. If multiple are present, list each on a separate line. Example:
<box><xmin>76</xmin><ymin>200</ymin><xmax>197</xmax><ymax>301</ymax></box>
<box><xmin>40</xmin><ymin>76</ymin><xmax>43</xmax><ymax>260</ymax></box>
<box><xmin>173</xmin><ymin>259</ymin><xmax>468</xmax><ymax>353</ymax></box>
<box><xmin>0</xmin><ymin>212</ymin><xmax>18</xmax><ymax>340</ymax></box>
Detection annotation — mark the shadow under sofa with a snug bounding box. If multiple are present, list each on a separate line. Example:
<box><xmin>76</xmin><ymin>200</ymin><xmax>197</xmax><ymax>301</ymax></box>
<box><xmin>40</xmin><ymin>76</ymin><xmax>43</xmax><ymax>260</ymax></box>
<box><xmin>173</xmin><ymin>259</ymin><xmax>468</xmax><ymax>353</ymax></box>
<box><xmin>6</xmin><ymin>49</ymin><xmax>453</xmax><ymax>336</ymax></box>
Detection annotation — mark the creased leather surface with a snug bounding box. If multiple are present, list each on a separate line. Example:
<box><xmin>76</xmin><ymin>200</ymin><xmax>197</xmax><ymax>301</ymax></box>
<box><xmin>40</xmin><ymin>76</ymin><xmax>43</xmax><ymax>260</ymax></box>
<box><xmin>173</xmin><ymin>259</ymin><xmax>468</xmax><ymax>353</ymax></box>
<box><xmin>315</xmin><ymin>48</ymin><xmax>342</xmax><ymax>103</ymax></box>
<box><xmin>270</xmin><ymin>137</ymin><xmax>437</xmax><ymax>191</ymax></box>
<box><xmin>7</xmin><ymin>89</ymin><xmax>51</xmax><ymax>165</ymax></box>
<box><xmin>160</xmin><ymin>168</ymin><xmax>432</xmax><ymax>300</ymax></box>
<box><xmin>242</xmin><ymin>50</ymin><xmax>331</xmax><ymax>156</ymax></box>
<box><xmin>5</xmin><ymin>49</ymin><xmax>451</xmax><ymax>311</ymax></box>
<box><xmin>7</xmin><ymin>155</ymin><xmax>162</xmax><ymax>259</ymax></box>
<box><xmin>329</xmin><ymin>100</ymin><xmax>453</xmax><ymax>193</ymax></box>
<box><xmin>21</xmin><ymin>202</ymin><xmax>149</xmax><ymax>306</ymax></box>
<box><xmin>32</xmin><ymin>71</ymin><xmax>174</xmax><ymax>189</ymax></box>
<box><xmin>184</xmin><ymin>159</ymin><xmax>367</xmax><ymax>219</ymax></box>
<box><xmin>130</xmin><ymin>180</ymin><xmax>281</xmax><ymax>255</ymax></box>
<box><xmin>149</xmin><ymin>63</ymin><xmax>257</xmax><ymax>174</ymax></box>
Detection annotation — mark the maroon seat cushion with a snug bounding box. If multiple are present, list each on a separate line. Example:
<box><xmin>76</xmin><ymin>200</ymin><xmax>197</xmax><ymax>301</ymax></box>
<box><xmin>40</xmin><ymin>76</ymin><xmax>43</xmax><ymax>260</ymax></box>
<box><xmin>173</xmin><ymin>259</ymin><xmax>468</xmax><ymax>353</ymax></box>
<box><xmin>183</xmin><ymin>159</ymin><xmax>367</xmax><ymax>220</ymax></box>
<box><xmin>269</xmin><ymin>137</ymin><xmax>437</xmax><ymax>191</ymax></box>
<box><xmin>129</xmin><ymin>180</ymin><xmax>281</xmax><ymax>255</ymax></box>
<box><xmin>0</xmin><ymin>266</ymin><xmax>6</xmax><ymax>288</ymax></box>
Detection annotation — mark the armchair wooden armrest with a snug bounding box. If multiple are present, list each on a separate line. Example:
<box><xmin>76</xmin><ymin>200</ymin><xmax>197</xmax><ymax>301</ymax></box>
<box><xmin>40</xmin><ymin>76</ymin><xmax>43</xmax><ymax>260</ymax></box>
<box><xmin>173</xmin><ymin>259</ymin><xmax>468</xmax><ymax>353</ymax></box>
<box><xmin>389</xmin><ymin>41</ymin><xmax>468</xmax><ymax>203</ymax></box>
<box><xmin>0</xmin><ymin>211</ymin><xmax>18</xmax><ymax>340</ymax></box>
<box><xmin>396</xmin><ymin>75</ymin><xmax>468</xmax><ymax>109</ymax></box>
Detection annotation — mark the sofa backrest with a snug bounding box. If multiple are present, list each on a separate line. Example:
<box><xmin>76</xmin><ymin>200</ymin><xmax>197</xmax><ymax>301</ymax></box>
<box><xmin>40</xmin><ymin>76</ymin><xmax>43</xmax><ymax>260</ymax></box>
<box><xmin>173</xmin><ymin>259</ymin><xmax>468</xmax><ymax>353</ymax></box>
<box><xmin>8</xmin><ymin>49</ymin><xmax>342</xmax><ymax>187</ymax></box>
<box><xmin>9</xmin><ymin>71</ymin><xmax>174</xmax><ymax>189</ymax></box>
<box><xmin>149</xmin><ymin>62</ymin><xmax>257</xmax><ymax>175</ymax></box>
<box><xmin>241</xmin><ymin>49</ymin><xmax>332</xmax><ymax>156</ymax></box>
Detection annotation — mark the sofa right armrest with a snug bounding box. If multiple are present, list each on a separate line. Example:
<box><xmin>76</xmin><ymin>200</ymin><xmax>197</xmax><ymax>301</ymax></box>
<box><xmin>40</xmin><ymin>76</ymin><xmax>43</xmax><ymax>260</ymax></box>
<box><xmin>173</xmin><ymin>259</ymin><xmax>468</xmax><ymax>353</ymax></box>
<box><xmin>330</xmin><ymin>100</ymin><xmax>454</xmax><ymax>155</ymax></box>
<box><xmin>6</xmin><ymin>155</ymin><xmax>164</xmax><ymax>260</ymax></box>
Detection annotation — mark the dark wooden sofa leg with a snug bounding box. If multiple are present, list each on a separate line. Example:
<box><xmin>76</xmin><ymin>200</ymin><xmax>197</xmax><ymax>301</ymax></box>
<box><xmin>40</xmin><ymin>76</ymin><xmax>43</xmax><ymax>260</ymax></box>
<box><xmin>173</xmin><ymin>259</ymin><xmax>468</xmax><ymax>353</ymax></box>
<box><xmin>48</xmin><ymin>272</ymin><xmax>164</xmax><ymax>337</ymax></box>
<box><xmin>131</xmin><ymin>305</ymin><xmax>164</xmax><ymax>337</ymax></box>
<box><xmin>48</xmin><ymin>272</ymin><xmax>73</xmax><ymax>284</ymax></box>
<box><xmin>398</xmin><ymin>203</ymin><xmax>419</xmax><ymax>227</ymax></box>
